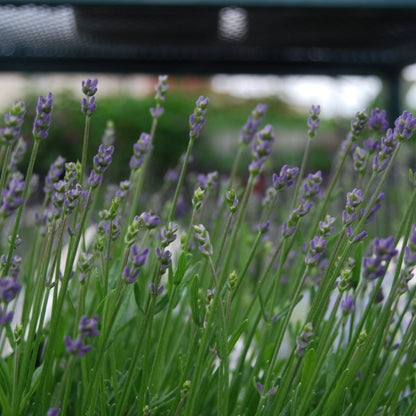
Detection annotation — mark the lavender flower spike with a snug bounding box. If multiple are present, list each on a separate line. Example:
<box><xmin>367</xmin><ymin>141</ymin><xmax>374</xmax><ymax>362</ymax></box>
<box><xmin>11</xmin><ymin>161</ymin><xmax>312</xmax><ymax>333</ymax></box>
<box><xmin>307</xmin><ymin>104</ymin><xmax>321</xmax><ymax>138</ymax></box>
<box><xmin>0</xmin><ymin>100</ymin><xmax>26</xmax><ymax>144</ymax></box>
<box><xmin>150</xmin><ymin>75</ymin><xmax>169</xmax><ymax>118</ymax></box>
<box><xmin>81</xmin><ymin>78</ymin><xmax>98</xmax><ymax>116</ymax></box>
<box><xmin>240</xmin><ymin>103</ymin><xmax>267</xmax><ymax>144</ymax></box>
<box><xmin>33</xmin><ymin>93</ymin><xmax>53</xmax><ymax>140</ymax></box>
<box><xmin>64</xmin><ymin>336</ymin><xmax>92</xmax><ymax>357</ymax></box>
<box><xmin>194</xmin><ymin>224</ymin><xmax>213</xmax><ymax>257</ymax></box>
<box><xmin>79</xmin><ymin>315</ymin><xmax>100</xmax><ymax>338</ymax></box>
<box><xmin>189</xmin><ymin>96</ymin><xmax>209</xmax><ymax>140</ymax></box>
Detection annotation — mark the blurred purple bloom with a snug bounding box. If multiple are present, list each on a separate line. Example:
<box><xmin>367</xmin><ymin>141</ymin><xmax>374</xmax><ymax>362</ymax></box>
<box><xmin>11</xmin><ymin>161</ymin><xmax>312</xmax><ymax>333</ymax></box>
<box><xmin>296</xmin><ymin>322</ymin><xmax>313</xmax><ymax>357</ymax></box>
<box><xmin>79</xmin><ymin>315</ymin><xmax>100</xmax><ymax>338</ymax></box>
<box><xmin>341</xmin><ymin>294</ymin><xmax>355</xmax><ymax>315</ymax></box>
<box><xmin>368</xmin><ymin>108</ymin><xmax>389</xmax><ymax>133</ymax></box>
<box><xmin>353</xmin><ymin>146</ymin><xmax>368</xmax><ymax>174</ymax></box>
<box><xmin>87</xmin><ymin>170</ymin><xmax>102</xmax><ymax>188</ymax></box>
<box><xmin>156</xmin><ymin>247</ymin><xmax>172</xmax><ymax>272</ymax></box>
<box><xmin>342</xmin><ymin>188</ymin><xmax>363</xmax><ymax>226</ymax></box>
<box><xmin>0</xmin><ymin>276</ymin><xmax>21</xmax><ymax>303</ymax></box>
<box><xmin>194</xmin><ymin>224</ymin><xmax>213</xmax><ymax>257</ymax></box>
<box><xmin>44</xmin><ymin>155</ymin><xmax>66</xmax><ymax>198</ymax></box>
<box><xmin>272</xmin><ymin>165</ymin><xmax>299</xmax><ymax>191</ymax></box>
<box><xmin>93</xmin><ymin>144</ymin><xmax>114</xmax><ymax>173</ymax></box>
<box><xmin>393</xmin><ymin>110</ymin><xmax>416</xmax><ymax>142</ymax></box>
<box><xmin>189</xmin><ymin>96</ymin><xmax>209</xmax><ymax>139</ymax></box>
<box><xmin>305</xmin><ymin>236</ymin><xmax>327</xmax><ymax>266</ymax></box>
<box><xmin>115</xmin><ymin>180</ymin><xmax>131</xmax><ymax>201</ymax></box>
<box><xmin>33</xmin><ymin>93</ymin><xmax>53</xmax><ymax>140</ymax></box>
<box><xmin>363</xmin><ymin>137</ymin><xmax>380</xmax><ymax>154</ymax></box>
<box><xmin>0</xmin><ymin>174</ymin><xmax>25</xmax><ymax>218</ymax></box>
<box><xmin>0</xmin><ymin>306</ymin><xmax>13</xmax><ymax>326</ymax></box>
<box><xmin>64</xmin><ymin>336</ymin><xmax>92</xmax><ymax>357</ymax></box>
<box><xmin>81</xmin><ymin>96</ymin><xmax>96</xmax><ymax>116</ymax></box>
<box><xmin>130</xmin><ymin>133</ymin><xmax>151</xmax><ymax>171</ymax></box>
<box><xmin>160</xmin><ymin>222</ymin><xmax>179</xmax><ymax>247</ymax></box>
<box><xmin>82</xmin><ymin>78</ymin><xmax>98</xmax><ymax>97</ymax></box>
<box><xmin>241</xmin><ymin>103</ymin><xmax>267</xmax><ymax>144</ymax></box>
<box><xmin>0</xmin><ymin>101</ymin><xmax>26</xmax><ymax>144</ymax></box>
<box><xmin>47</xmin><ymin>403</ymin><xmax>61</xmax><ymax>416</ymax></box>
<box><xmin>372</xmin><ymin>128</ymin><xmax>398</xmax><ymax>173</ymax></box>
<box><xmin>350</xmin><ymin>110</ymin><xmax>368</xmax><ymax>140</ymax></box>
<box><xmin>150</xmin><ymin>283</ymin><xmax>164</xmax><ymax>295</ymax></box>
<box><xmin>140</xmin><ymin>211</ymin><xmax>160</xmax><ymax>229</ymax></box>
<box><xmin>258</xmin><ymin>220</ymin><xmax>270</xmax><ymax>234</ymax></box>
<box><xmin>307</xmin><ymin>104</ymin><xmax>321</xmax><ymax>138</ymax></box>
<box><xmin>303</xmin><ymin>171</ymin><xmax>323</xmax><ymax>199</ymax></box>
<box><xmin>8</xmin><ymin>138</ymin><xmax>27</xmax><ymax>173</ymax></box>
<box><xmin>363</xmin><ymin>236</ymin><xmax>397</xmax><ymax>280</ymax></box>
<box><xmin>318</xmin><ymin>214</ymin><xmax>336</xmax><ymax>236</ymax></box>
<box><xmin>197</xmin><ymin>171</ymin><xmax>219</xmax><ymax>191</ymax></box>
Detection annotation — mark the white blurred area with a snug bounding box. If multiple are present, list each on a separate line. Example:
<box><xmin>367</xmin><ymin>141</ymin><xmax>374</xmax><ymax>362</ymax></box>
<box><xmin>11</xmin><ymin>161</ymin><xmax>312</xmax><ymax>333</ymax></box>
<box><xmin>3</xmin><ymin>70</ymin><xmax>416</xmax><ymax>118</ymax></box>
<box><xmin>211</xmin><ymin>74</ymin><xmax>383</xmax><ymax>118</ymax></box>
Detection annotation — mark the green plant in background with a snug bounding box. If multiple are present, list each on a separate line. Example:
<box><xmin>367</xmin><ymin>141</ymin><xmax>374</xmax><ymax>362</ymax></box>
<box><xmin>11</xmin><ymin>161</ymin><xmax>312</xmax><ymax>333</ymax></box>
<box><xmin>0</xmin><ymin>75</ymin><xmax>416</xmax><ymax>415</ymax></box>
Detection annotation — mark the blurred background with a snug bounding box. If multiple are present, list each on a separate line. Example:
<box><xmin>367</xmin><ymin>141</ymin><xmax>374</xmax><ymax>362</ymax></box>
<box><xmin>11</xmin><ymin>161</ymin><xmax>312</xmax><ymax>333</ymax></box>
<box><xmin>2</xmin><ymin>0</ymin><xmax>416</xmax><ymax>187</ymax></box>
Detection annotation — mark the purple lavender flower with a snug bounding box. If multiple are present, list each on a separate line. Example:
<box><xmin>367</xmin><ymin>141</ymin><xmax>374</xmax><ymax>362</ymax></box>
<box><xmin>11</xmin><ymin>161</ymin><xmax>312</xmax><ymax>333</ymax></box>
<box><xmin>368</xmin><ymin>108</ymin><xmax>389</xmax><ymax>133</ymax></box>
<box><xmin>296</xmin><ymin>322</ymin><xmax>313</xmax><ymax>357</ymax></box>
<box><xmin>258</xmin><ymin>220</ymin><xmax>270</xmax><ymax>234</ymax></box>
<box><xmin>93</xmin><ymin>144</ymin><xmax>114</xmax><ymax>174</ymax></box>
<box><xmin>140</xmin><ymin>211</ymin><xmax>160</xmax><ymax>229</ymax></box>
<box><xmin>250</xmin><ymin>124</ymin><xmax>275</xmax><ymax>177</ymax></box>
<box><xmin>0</xmin><ymin>101</ymin><xmax>26</xmax><ymax>144</ymax></box>
<box><xmin>393</xmin><ymin>110</ymin><xmax>416</xmax><ymax>142</ymax></box>
<box><xmin>353</xmin><ymin>146</ymin><xmax>368</xmax><ymax>174</ymax></box>
<box><xmin>372</xmin><ymin>129</ymin><xmax>397</xmax><ymax>173</ymax></box>
<box><xmin>318</xmin><ymin>214</ymin><xmax>336</xmax><ymax>236</ymax></box>
<box><xmin>150</xmin><ymin>75</ymin><xmax>169</xmax><ymax>118</ymax></box>
<box><xmin>115</xmin><ymin>180</ymin><xmax>131</xmax><ymax>201</ymax></box>
<box><xmin>130</xmin><ymin>133</ymin><xmax>151</xmax><ymax>171</ymax></box>
<box><xmin>33</xmin><ymin>93</ymin><xmax>53</xmax><ymax>140</ymax></box>
<box><xmin>194</xmin><ymin>224</ymin><xmax>213</xmax><ymax>257</ymax></box>
<box><xmin>341</xmin><ymin>294</ymin><xmax>355</xmax><ymax>315</ymax></box>
<box><xmin>77</xmin><ymin>252</ymin><xmax>93</xmax><ymax>281</ymax></box>
<box><xmin>101</xmin><ymin>120</ymin><xmax>115</xmax><ymax>147</ymax></box>
<box><xmin>79</xmin><ymin>315</ymin><xmax>100</xmax><ymax>338</ymax></box>
<box><xmin>342</xmin><ymin>188</ymin><xmax>363</xmax><ymax>226</ymax></box>
<box><xmin>150</xmin><ymin>283</ymin><xmax>164</xmax><ymax>295</ymax></box>
<box><xmin>87</xmin><ymin>171</ymin><xmax>102</xmax><ymax>188</ymax></box>
<box><xmin>0</xmin><ymin>276</ymin><xmax>21</xmax><ymax>303</ymax></box>
<box><xmin>0</xmin><ymin>173</ymin><xmax>25</xmax><ymax>219</ymax></box>
<box><xmin>240</xmin><ymin>103</ymin><xmax>267</xmax><ymax>144</ymax></box>
<box><xmin>404</xmin><ymin>225</ymin><xmax>416</xmax><ymax>267</ymax></box>
<box><xmin>160</xmin><ymin>222</ymin><xmax>179</xmax><ymax>248</ymax></box>
<box><xmin>196</xmin><ymin>171</ymin><xmax>219</xmax><ymax>191</ymax></box>
<box><xmin>307</xmin><ymin>104</ymin><xmax>321</xmax><ymax>138</ymax></box>
<box><xmin>350</xmin><ymin>110</ymin><xmax>368</xmax><ymax>140</ymax></box>
<box><xmin>303</xmin><ymin>171</ymin><xmax>323</xmax><ymax>199</ymax></box>
<box><xmin>189</xmin><ymin>96</ymin><xmax>209</xmax><ymax>140</ymax></box>
<box><xmin>363</xmin><ymin>137</ymin><xmax>380</xmax><ymax>154</ymax></box>
<box><xmin>8</xmin><ymin>138</ymin><xmax>27</xmax><ymax>173</ymax></box>
<box><xmin>282</xmin><ymin>198</ymin><xmax>314</xmax><ymax>237</ymax></box>
<box><xmin>156</xmin><ymin>247</ymin><xmax>172</xmax><ymax>272</ymax></box>
<box><xmin>305</xmin><ymin>236</ymin><xmax>327</xmax><ymax>266</ymax></box>
<box><xmin>64</xmin><ymin>336</ymin><xmax>92</xmax><ymax>357</ymax></box>
<box><xmin>363</xmin><ymin>236</ymin><xmax>397</xmax><ymax>280</ymax></box>
<box><xmin>272</xmin><ymin>165</ymin><xmax>299</xmax><ymax>191</ymax></box>
<box><xmin>0</xmin><ymin>306</ymin><xmax>13</xmax><ymax>326</ymax></box>
<box><xmin>44</xmin><ymin>156</ymin><xmax>66</xmax><ymax>199</ymax></box>
<box><xmin>363</xmin><ymin>192</ymin><xmax>384</xmax><ymax>223</ymax></box>
<box><xmin>82</xmin><ymin>78</ymin><xmax>98</xmax><ymax>96</ymax></box>
<box><xmin>81</xmin><ymin>96</ymin><xmax>96</xmax><ymax>116</ymax></box>
<box><xmin>123</xmin><ymin>245</ymin><xmax>148</xmax><ymax>283</ymax></box>
<box><xmin>47</xmin><ymin>403</ymin><xmax>61</xmax><ymax>416</ymax></box>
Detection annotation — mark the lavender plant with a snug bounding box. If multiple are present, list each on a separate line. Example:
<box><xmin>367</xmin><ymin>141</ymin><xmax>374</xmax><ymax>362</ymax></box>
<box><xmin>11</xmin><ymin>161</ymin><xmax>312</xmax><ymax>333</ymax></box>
<box><xmin>1</xmin><ymin>75</ymin><xmax>416</xmax><ymax>416</ymax></box>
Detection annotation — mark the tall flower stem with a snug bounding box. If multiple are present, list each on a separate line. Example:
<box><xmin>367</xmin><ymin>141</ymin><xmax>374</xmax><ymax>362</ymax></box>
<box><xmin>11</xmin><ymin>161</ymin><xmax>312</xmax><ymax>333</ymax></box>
<box><xmin>80</xmin><ymin>115</ymin><xmax>91</xmax><ymax>186</ymax></box>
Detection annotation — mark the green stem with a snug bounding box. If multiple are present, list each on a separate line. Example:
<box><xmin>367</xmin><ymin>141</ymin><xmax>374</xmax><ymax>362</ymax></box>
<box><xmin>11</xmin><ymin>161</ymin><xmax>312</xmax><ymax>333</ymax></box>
<box><xmin>80</xmin><ymin>115</ymin><xmax>91</xmax><ymax>185</ymax></box>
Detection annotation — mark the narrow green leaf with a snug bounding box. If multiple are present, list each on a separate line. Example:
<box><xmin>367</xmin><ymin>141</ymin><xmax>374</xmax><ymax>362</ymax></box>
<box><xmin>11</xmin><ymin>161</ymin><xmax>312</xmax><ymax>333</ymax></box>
<box><xmin>133</xmin><ymin>281</ymin><xmax>144</xmax><ymax>314</ymax></box>
<box><xmin>190</xmin><ymin>274</ymin><xmax>201</xmax><ymax>326</ymax></box>
<box><xmin>173</xmin><ymin>251</ymin><xmax>188</xmax><ymax>285</ymax></box>
<box><xmin>351</xmin><ymin>241</ymin><xmax>363</xmax><ymax>289</ymax></box>
<box><xmin>155</xmin><ymin>293</ymin><xmax>169</xmax><ymax>314</ymax></box>
<box><xmin>228</xmin><ymin>319</ymin><xmax>248</xmax><ymax>355</ymax></box>
<box><xmin>300</xmin><ymin>348</ymin><xmax>316</xmax><ymax>392</ymax></box>
<box><xmin>409</xmin><ymin>168</ymin><xmax>414</xmax><ymax>184</ymax></box>
<box><xmin>19</xmin><ymin>363</ymin><xmax>44</xmax><ymax>414</ymax></box>
<box><xmin>0</xmin><ymin>357</ymin><xmax>11</xmax><ymax>395</ymax></box>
